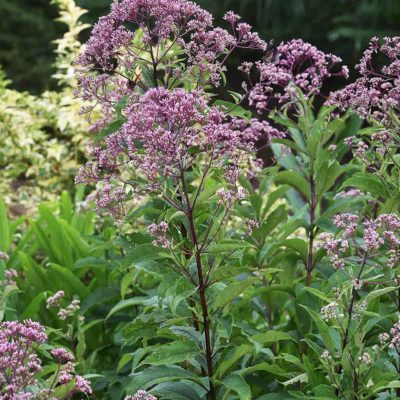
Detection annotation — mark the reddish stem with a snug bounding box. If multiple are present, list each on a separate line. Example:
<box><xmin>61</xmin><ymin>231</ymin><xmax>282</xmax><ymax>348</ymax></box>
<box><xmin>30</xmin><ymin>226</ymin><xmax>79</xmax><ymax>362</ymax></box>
<box><xmin>180</xmin><ymin>169</ymin><xmax>216</xmax><ymax>400</ymax></box>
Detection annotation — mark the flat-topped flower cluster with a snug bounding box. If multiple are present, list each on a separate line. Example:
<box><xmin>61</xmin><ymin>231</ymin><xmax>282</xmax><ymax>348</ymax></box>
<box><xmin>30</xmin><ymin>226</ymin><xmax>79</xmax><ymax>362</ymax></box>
<box><xmin>0</xmin><ymin>320</ymin><xmax>91</xmax><ymax>400</ymax></box>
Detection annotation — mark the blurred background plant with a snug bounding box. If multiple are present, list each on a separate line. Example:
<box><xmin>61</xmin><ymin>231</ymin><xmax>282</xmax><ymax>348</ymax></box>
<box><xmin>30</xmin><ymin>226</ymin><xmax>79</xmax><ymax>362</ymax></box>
<box><xmin>0</xmin><ymin>0</ymin><xmax>90</xmax><ymax>213</ymax></box>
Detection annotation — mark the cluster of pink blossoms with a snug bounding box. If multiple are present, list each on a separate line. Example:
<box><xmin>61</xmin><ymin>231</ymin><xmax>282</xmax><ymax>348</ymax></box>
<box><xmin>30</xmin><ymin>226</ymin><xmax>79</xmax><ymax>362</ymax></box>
<box><xmin>46</xmin><ymin>291</ymin><xmax>81</xmax><ymax>321</ymax></box>
<box><xmin>320</xmin><ymin>213</ymin><xmax>400</xmax><ymax>270</ymax></box>
<box><xmin>77</xmin><ymin>0</ymin><xmax>212</xmax><ymax>71</ymax></box>
<box><xmin>247</xmin><ymin>39</ymin><xmax>349</xmax><ymax>112</ymax></box>
<box><xmin>125</xmin><ymin>390</ymin><xmax>157</xmax><ymax>400</ymax></box>
<box><xmin>0</xmin><ymin>320</ymin><xmax>91</xmax><ymax>399</ymax></box>
<box><xmin>379</xmin><ymin>317</ymin><xmax>400</xmax><ymax>353</ymax></box>
<box><xmin>330</xmin><ymin>37</ymin><xmax>400</xmax><ymax>128</ymax></box>
<box><xmin>76</xmin><ymin>87</ymin><xmax>283</xmax><ymax>213</ymax></box>
<box><xmin>148</xmin><ymin>221</ymin><xmax>169</xmax><ymax>248</ymax></box>
<box><xmin>0</xmin><ymin>252</ymin><xmax>9</xmax><ymax>262</ymax></box>
<box><xmin>75</xmin><ymin>0</ymin><xmax>265</xmax><ymax>101</ymax></box>
<box><xmin>1</xmin><ymin>269</ymin><xmax>17</xmax><ymax>286</ymax></box>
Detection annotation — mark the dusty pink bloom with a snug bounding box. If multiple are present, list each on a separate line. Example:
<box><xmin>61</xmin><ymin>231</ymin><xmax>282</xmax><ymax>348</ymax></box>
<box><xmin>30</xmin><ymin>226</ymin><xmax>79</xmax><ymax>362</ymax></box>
<box><xmin>125</xmin><ymin>390</ymin><xmax>157</xmax><ymax>400</ymax></box>
<box><xmin>352</xmin><ymin>278</ymin><xmax>363</xmax><ymax>290</ymax></box>
<box><xmin>321</xmin><ymin>301</ymin><xmax>343</xmax><ymax>320</ymax></box>
<box><xmin>244</xmin><ymin>219</ymin><xmax>259</xmax><ymax>235</ymax></box>
<box><xmin>0</xmin><ymin>252</ymin><xmax>9</xmax><ymax>262</ymax></box>
<box><xmin>148</xmin><ymin>221</ymin><xmax>169</xmax><ymax>248</ymax></box>
<box><xmin>324</xmin><ymin>213</ymin><xmax>400</xmax><ymax>273</ymax></box>
<box><xmin>46</xmin><ymin>290</ymin><xmax>65</xmax><ymax>309</ymax></box>
<box><xmin>76</xmin><ymin>0</ymin><xmax>265</xmax><ymax>93</ymax></box>
<box><xmin>329</xmin><ymin>37</ymin><xmax>400</xmax><ymax>129</ymax></box>
<box><xmin>358</xmin><ymin>352</ymin><xmax>371</xmax><ymax>364</ymax></box>
<box><xmin>51</xmin><ymin>348</ymin><xmax>74</xmax><ymax>364</ymax></box>
<box><xmin>249</xmin><ymin>39</ymin><xmax>348</xmax><ymax>111</ymax></box>
<box><xmin>389</xmin><ymin>318</ymin><xmax>400</xmax><ymax>349</ymax></box>
<box><xmin>0</xmin><ymin>320</ymin><xmax>46</xmax><ymax>398</ymax></box>
<box><xmin>77</xmin><ymin>88</ymin><xmax>273</xmax><ymax>214</ymax></box>
<box><xmin>58</xmin><ymin>299</ymin><xmax>80</xmax><ymax>320</ymax></box>
<box><xmin>379</xmin><ymin>332</ymin><xmax>390</xmax><ymax>344</ymax></box>
<box><xmin>3</xmin><ymin>269</ymin><xmax>17</xmax><ymax>286</ymax></box>
<box><xmin>75</xmin><ymin>375</ymin><xmax>92</xmax><ymax>394</ymax></box>
<box><xmin>223</xmin><ymin>11</ymin><xmax>241</xmax><ymax>26</ymax></box>
<box><xmin>333</xmin><ymin>213</ymin><xmax>358</xmax><ymax>238</ymax></box>
<box><xmin>344</xmin><ymin>136</ymin><xmax>354</xmax><ymax>146</ymax></box>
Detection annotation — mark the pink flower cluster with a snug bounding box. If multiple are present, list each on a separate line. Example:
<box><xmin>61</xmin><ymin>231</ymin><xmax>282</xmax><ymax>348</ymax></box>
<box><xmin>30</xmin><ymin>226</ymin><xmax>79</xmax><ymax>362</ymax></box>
<box><xmin>125</xmin><ymin>390</ymin><xmax>157</xmax><ymax>400</ymax></box>
<box><xmin>46</xmin><ymin>290</ymin><xmax>65</xmax><ymax>308</ymax></box>
<box><xmin>46</xmin><ymin>292</ymin><xmax>81</xmax><ymax>321</ymax></box>
<box><xmin>0</xmin><ymin>252</ymin><xmax>9</xmax><ymax>262</ymax></box>
<box><xmin>76</xmin><ymin>0</ymin><xmax>265</xmax><ymax>93</ymax></box>
<box><xmin>320</xmin><ymin>213</ymin><xmax>400</xmax><ymax>270</ymax></box>
<box><xmin>388</xmin><ymin>318</ymin><xmax>400</xmax><ymax>351</ymax></box>
<box><xmin>0</xmin><ymin>320</ymin><xmax>91</xmax><ymax>399</ymax></box>
<box><xmin>148</xmin><ymin>221</ymin><xmax>169</xmax><ymax>248</ymax></box>
<box><xmin>248</xmin><ymin>39</ymin><xmax>348</xmax><ymax>112</ymax></box>
<box><xmin>2</xmin><ymin>269</ymin><xmax>17</xmax><ymax>286</ymax></box>
<box><xmin>77</xmin><ymin>0</ymin><xmax>211</xmax><ymax>71</ymax></box>
<box><xmin>76</xmin><ymin>88</ymin><xmax>281</xmax><ymax>213</ymax></box>
<box><xmin>330</xmin><ymin>37</ymin><xmax>400</xmax><ymax>128</ymax></box>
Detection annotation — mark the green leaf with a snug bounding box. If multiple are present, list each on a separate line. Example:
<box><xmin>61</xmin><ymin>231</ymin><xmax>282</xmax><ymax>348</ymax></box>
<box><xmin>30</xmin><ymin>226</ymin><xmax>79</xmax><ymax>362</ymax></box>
<box><xmin>281</xmin><ymin>373</ymin><xmax>308</xmax><ymax>387</ymax></box>
<box><xmin>122</xmin><ymin>319</ymin><xmax>159</xmax><ymax>347</ymax></box>
<box><xmin>365</xmin><ymin>286</ymin><xmax>398</xmax><ymax>302</ymax></box>
<box><xmin>213</xmin><ymin>100</ymin><xmax>252</xmax><ymax>119</ymax></box>
<box><xmin>106</xmin><ymin>297</ymin><xmax>148</xmax><ymax>320</ymax></box>
<box><xmin>255</xmin><ymin>205</ymin><xmax>287</xmax><ymax>239</ymax></box>
<box><xmin>0</xmin><ymin>198</ymin><xmax>9</xmax><ymax>252</ymax></box>
<box><xmin>152</xmin><ymin>382</ymin><xmax>203</xmax><ymax>400</ymax></box>
<box><xmin>205</xmin><ymin>241</ymin><xmax>249</xmax><ymax>253</ymax></box>
<box><xmin>47</xmin><ymin>263</ymin><xmax>88</xmax><ymax>298</ymax></box>
<box><xmin>340</xmin><ymin>172</ymin><xmax>390</xmax><ymax>198</ymax></box>
<box><xmin>302</xmin><ymin>287</ymin><xmax>332</xmax><ymax>303</ymax></box>
<box><xmin>216</xmin><ymin>344</ymin><xmax>253</xmax><ymax>378</ymax></box>
<box><xmin>143</xmin><ymin>340</ymin><xmax>199</xmax><ymax>366</ymax></box>
<box><xmin>123</xmin><ymin>244</ymin><xmax>163</xmax><ymax>267</ymax></box>
<box><xmin>237</xmin><ymin>362</ymin><xmax>288</xmax><ymax>377</ymax></box>
<box><xmin>251</xmin><ymin>330</ymin><xmax>293</xmax><ymax>345</ymax></box>
<box><xmin>95</xmin><ymin>118</ymin><xmax>126</xmax><ymax>142</ymax></box>
<box><xmin>275</xmin><ymin>171</ymin><xmax>310</xmax><ymax>200</ymax></box>
<box><xmin>126</xmin><ymin>365</ymin><xmax>200</xmax><ymax>394</ymax></box>
<box><xmin>221</xmin><ymin>374</ymin><xmax>251</xmax><ymax>400</ymax></box>
<box><xmin>300</xmin><ymin>305</ymin><xmax>336</xmax><ymax>354</ymax></box>
<box><xmin>280</xmin><ymin>239</ymin><xmax>308</xmax><ymax>262</ymax></box>
<box><xmin>213</xmin><ymin>279</ymin><xmax>255</xmax><ymax>312</ymax></box>
<box><xmin>21</xmin><ymin>292</ymin><xmax>46</xmax><ymax>319</ymax></box>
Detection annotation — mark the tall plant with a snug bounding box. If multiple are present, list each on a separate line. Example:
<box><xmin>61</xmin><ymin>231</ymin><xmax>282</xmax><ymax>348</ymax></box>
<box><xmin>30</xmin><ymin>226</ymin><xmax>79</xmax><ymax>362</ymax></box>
<box><xmin>74</xmin><ymin>1</ymin><xmax>283</xmax><ymax>398</ymax></box>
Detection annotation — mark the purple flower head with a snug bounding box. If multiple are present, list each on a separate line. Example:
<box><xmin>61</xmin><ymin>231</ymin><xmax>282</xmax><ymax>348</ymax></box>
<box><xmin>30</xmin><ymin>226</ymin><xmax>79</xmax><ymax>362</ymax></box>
<box><xmin>0</xmin><ymin>251</ymin><xmax>9</xmax><ymax>262</ymax></box>
<box><xmin>322</xmin><ymin>213</ymin><xmax>400</xmax><ymax>271</ymax></box>
<box><xmin>0</xmin><ymin>320</ymin><xmax>46</xmax><ymax>398</ymax></box>
<box><xmin>248</xmin><ymin>39</ymin><xmax>348</xmax><ymax>112</ymax></box>
<box><xmin>148</xmin><ymin>221</ymin><xmax>170</xmax><ymax>248</ymax></box>
<box><xmin>77</xmin><ymin>0</ymin><xmax>212</xmax><ymax>70</ymax></box>
<box><xmin>125</xmin><ymin>390</ymin><xmax>157</xmax><ymax>400</ymax></box>
<box><xmin>76</xmin><ymin>0</ymin><xmax>266</xmax><ymax>100</ymax></box>
<box><xmin>329</xmin><ymin>37</ymin><xmax>400</xmax><ymax>128</ymax></box>
<box><xmin>77</xmin><ymin>88</ymin><xmax>273</xmax><ymax>214</ymax></box>
<box><xmin>46</xmin><ymin>290</ymin><xmax>65</xmax><ymax>309</ymax></box>
<box><xmin>51</xmin><ymin>348</ymin><xmax>74</xmax><ymax>364</ymax></box>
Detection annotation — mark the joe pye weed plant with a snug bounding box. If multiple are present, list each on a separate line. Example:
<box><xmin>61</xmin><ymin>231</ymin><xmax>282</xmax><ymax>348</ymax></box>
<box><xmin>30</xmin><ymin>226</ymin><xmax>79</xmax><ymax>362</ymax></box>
<box><xmin>75</xmin><ymin>0</ymin><xmax>285</xmax><ymax>398</ymax></box>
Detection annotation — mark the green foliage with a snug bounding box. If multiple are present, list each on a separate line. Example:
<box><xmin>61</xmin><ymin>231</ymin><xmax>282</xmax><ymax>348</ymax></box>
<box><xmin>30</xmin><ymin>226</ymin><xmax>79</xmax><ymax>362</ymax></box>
<box><xmin>0</xmin><ymin>0</ymin><xmax>89</xmax><ymax>212</ymax></box>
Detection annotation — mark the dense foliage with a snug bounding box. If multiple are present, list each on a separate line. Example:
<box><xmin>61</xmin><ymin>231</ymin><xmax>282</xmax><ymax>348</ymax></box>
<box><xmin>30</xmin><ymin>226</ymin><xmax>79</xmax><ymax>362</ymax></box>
<box><xmin>1</xmin><ymin>1</ymin><xmax>400</xmax><ymax>399</ymax></box>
